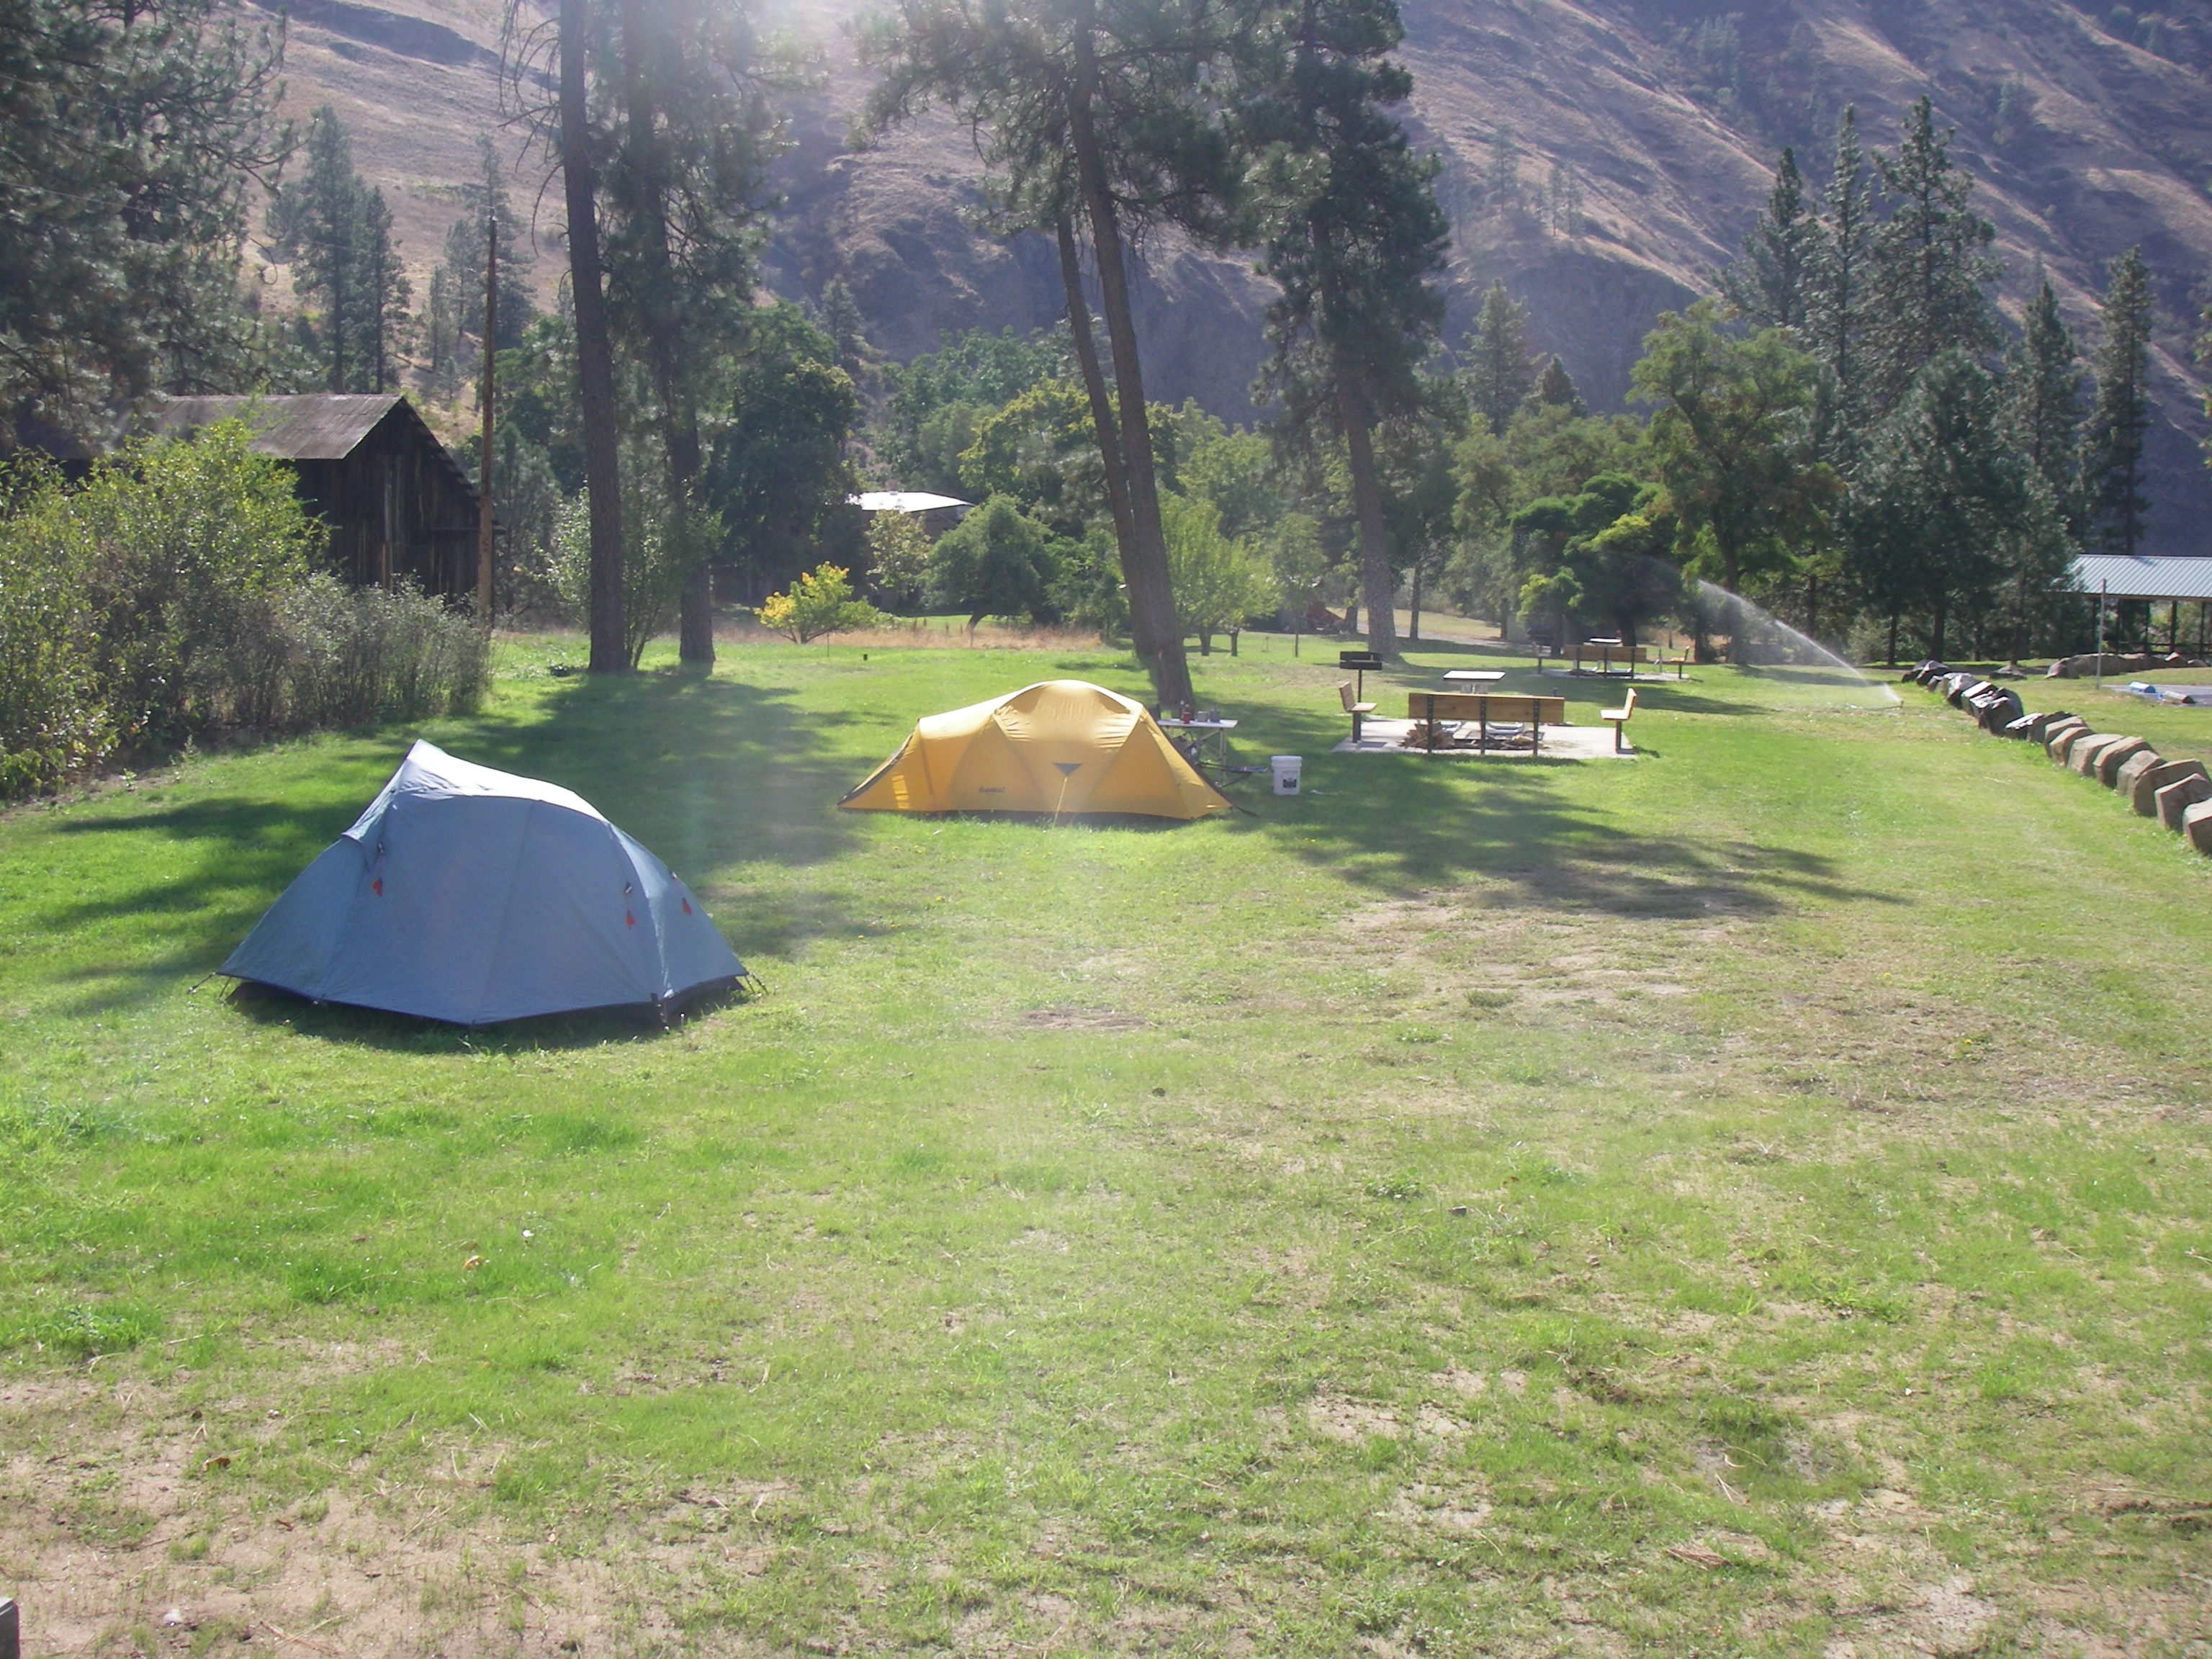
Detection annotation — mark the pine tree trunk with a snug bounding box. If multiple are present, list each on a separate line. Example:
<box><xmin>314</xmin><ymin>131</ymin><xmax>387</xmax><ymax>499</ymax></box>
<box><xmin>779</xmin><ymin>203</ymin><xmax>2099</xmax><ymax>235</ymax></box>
<box><xmin>1056</xmin><ymin>216</ymin><xmax>1135</xmax><ymax>560</ymax></box>
<box><xmin>1069</xmin><ymin>17</ymin><xmax>1190</xmax><ymax>709</ymax></box>
<box><xmin>620</xmin><ymin>0</ymin><xmax>714</xmax><ymax>670</ymax></box>
<box><xmin>561</xmin><ymin>0</ymin><xmax>626</xmax><ymax>673</ymax></box>
<box><xmin>1408</xmin><ymin>562</ymin><xmax>1422</xmax><ymax>642</ymax></box>
<box><xmin>1338</xmin><ymin>364</ymin><xmax>1398</xmax><ymax>663</ymax></box>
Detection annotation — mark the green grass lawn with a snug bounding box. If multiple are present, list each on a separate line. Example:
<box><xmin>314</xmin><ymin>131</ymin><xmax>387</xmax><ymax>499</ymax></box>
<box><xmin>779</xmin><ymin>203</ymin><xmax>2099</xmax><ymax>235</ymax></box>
<box><xmin>4</xmin><ymin>634</ymin><xmax>2210</xmax><ymax>1656</ymax></box>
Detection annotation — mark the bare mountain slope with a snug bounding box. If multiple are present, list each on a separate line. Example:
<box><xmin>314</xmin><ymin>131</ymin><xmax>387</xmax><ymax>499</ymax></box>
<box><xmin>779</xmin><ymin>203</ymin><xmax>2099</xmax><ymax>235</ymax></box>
<box><xmin>268</xmin><ymin>0</ymin><xmax>2212</xmax><ymax>549</ymax></box>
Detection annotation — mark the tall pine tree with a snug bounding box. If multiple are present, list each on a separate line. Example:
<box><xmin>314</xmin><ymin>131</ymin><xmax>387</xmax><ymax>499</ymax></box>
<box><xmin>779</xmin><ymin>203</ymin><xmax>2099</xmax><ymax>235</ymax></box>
<box><xmin>270</xmin><ymin>108</ymin><xmax>410</xmax><ymax>393</ymax></box>
<box><xmin>424</xmin><ymin>139</ymin><xmax>539</xmax><ymax>397</ymax></box>
<box><xmin>1722</xmin><ymin>147</ymin><xmax>1816</xmax><ymax>338</ymax></box>
<box><xmin>1864</xmin><ymin>97</ymin><xmax>1998</xmax><ymax>409</ymax></box>
<box><xmin>1807</xmin><ymin>107</ymin><xmax>1872</xmax><ymax>470</ymax></box>
<box><xmin>865</xmin><ymin>0</ymin><xmax>1236</xmax><ymax>705</ymax></box>
<box><xmin>2087</xmin><ymin>245</ymin><xmax>2154</xmax><ymax>557</ymax></box>
<box><xmin>1240</xmin><ymin>0</ymin><xmax>1449</xmax><ymax>664</ymax></box>
<box><xmin>2005</xmin><ymin>277</ymin><xmax>2087</xmax><ymax>541</ymax></box>
<box><xmin>1461</xmin><ymin>280</ymin><xmax>1536</xmax><ymax>437</ymax></box>
<box><xmin>0</xmin><ymin>0</ymin><xmax>289</xmax><ymax>433</ymax></box>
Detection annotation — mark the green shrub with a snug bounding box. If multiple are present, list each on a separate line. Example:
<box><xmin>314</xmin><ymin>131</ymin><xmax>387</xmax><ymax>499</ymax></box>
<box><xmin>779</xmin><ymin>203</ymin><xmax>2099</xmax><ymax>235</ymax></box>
<box><xmin>0</xmin><ymin>425</ymin><xmax>490</xmax><ymax>797</ymax></box>
<box><xmin>0</xmin><ymin>458</ymin><xmax>109</xmax><ymax>796</ymax></box>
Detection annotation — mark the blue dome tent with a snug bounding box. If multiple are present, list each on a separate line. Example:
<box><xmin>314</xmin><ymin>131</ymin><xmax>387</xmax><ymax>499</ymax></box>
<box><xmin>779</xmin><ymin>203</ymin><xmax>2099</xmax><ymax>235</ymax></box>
<box><xmin>221</xmin><ymin>741</ymin><xmax>744</xmax><ymax>1025</ymax></box>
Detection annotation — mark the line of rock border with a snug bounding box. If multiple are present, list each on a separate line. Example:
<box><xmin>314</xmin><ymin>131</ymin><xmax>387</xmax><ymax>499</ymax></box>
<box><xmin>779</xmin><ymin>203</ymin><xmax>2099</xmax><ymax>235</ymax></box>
<box><xmin>1900</xmin><ymin>660</ymin><xmax>2212</xmax><ymax>855</ymax></box>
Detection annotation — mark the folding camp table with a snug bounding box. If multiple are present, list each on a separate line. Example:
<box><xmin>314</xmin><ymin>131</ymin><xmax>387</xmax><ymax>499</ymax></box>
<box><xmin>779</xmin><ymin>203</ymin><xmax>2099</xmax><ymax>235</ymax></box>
<box><xmin>1157</xmin><ymin>716</ymin><xmax>1238</xmax><ymax>774</ymax></box>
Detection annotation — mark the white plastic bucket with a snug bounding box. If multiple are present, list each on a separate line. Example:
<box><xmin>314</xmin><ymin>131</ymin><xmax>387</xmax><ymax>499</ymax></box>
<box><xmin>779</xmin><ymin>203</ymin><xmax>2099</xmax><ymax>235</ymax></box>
<box><xmin>1270</xmin><ymin>755</ymin><xmax>1302</xmax><ymax>796</ymax></box>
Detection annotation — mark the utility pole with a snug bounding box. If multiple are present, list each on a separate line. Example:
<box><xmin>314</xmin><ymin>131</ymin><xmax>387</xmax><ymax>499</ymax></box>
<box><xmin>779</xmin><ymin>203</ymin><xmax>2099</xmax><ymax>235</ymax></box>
<box><xmin>477</xmin><ymin>213</ymin><xmax>496</xmax><ymax>632</ymax></box>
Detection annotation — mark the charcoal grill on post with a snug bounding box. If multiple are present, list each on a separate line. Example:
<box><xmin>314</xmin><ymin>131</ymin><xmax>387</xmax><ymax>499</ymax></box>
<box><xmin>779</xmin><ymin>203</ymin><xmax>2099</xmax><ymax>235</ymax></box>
<box><xmin>1339</xmin><ymin>650</ymin><xmax>1382</xmax><ymax>704</ymax></box>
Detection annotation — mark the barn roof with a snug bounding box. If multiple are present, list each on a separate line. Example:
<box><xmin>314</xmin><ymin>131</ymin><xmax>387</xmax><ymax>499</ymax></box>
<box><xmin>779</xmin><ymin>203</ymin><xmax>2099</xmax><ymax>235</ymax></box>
<box><xmin>2072</xmin><ymin>554</ymin><xmax>2212</xmax><ymax>602</ymax></box>
<box><xmin>148</xmin><ymin>394</ymin><xmax>407</xmax><ymax>459</ymax></box>
<box><xmin>146</xmin><ymin>394</ymin><xmax>477</xmax><ymax>505</ymax></box>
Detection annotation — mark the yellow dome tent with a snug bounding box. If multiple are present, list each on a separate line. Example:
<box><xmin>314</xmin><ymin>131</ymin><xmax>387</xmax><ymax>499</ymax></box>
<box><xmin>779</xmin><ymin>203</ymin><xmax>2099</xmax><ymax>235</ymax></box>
<box><xmin>840</xmin><ymin>680</ymin><xmax>1232</xmax><ymax>819</ymax></box>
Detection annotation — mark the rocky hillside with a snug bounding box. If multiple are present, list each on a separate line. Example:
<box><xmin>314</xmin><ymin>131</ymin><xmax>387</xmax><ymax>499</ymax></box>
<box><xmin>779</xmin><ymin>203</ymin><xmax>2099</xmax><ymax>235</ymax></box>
<box><xmin>267</xmin><ymin>0</ymin><xmax>2212</xmax><ymax>549</ymax></box>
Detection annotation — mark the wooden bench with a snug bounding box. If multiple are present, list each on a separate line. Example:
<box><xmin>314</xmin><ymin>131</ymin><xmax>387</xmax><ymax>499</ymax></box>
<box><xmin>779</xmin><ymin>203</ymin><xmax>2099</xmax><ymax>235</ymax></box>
<box><xmin>1603</xmin><ymin>686</ymin><xmax>1638</xmax><ymax>752</ymax></box>
<box><xmin>1658</xmin><ymin>653</ymin><xmax>1691</xmax><ymax>678</ymax></box>
<box><xmin>1567</xmin><ymin>642</ymin><xmax>1645</xmax><ymax>677</ymax></box>
<box><xmin>1339</xmin><ymin>680</ymin><xmax>1376</xmax><ymax>740</ymax></box>
<box><xmin>1406</xmin><ymin>692</ymin><xmax>1568</xmax><ymax>755</ymax></box>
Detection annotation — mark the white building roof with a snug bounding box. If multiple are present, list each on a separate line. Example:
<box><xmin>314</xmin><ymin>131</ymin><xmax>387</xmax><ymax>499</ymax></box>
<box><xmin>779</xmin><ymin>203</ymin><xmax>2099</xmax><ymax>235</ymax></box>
<box><xmin>850</xmin><ymin>491</ymin><xmax>972</xmax><ymax>514</ymax></box>
<box><xmin>2072</xmin><ymin>554</ymin><xmax>2212</xmax><ymax>601</ymax></box>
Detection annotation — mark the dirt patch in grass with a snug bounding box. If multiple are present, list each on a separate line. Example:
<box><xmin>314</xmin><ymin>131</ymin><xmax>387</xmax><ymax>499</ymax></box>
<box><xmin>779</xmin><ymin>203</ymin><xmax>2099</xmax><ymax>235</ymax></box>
<box><xmin>1016</xmin><ymin>1006</ymin><xmax>1151</xmax><ymax>1031</ymax></box>
<box><xmin>1</xmin><ymin>1372</ymin><xmax>648</xmax><ymax>1657</ymax></box>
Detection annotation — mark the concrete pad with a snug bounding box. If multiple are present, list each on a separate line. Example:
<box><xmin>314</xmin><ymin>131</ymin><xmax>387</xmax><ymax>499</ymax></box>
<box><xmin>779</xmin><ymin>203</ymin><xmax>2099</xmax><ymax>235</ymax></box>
<box><xmin>2093</xmin><ymin>737</ymin><xmax>2151</xmax><ymax>786</ymax></box>
<box><xmin>1330</xmin><ymin>718</ymin><xmax>1629</xmax><ymax>760</ymax></box>
<box><xmin>2130</xmin><ymin>758</ymin><xmax>2208</xmax><ymax>817</ymax></box>
<box><xmin>2157</xmin><ymin>773</ymin><xmax>2212</xmax><ymax>831</ymax></box>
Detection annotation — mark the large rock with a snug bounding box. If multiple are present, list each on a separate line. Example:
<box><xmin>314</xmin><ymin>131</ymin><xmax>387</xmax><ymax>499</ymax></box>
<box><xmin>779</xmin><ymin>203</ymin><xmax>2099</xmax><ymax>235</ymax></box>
<box><xmin>2044</xmin><ymin>719</ymin><xmax>2092</xmax><ymax>760</ymax></box>
<box><xmin>2005</xmin><ymin>710</ymin><xmax>2062</xmax><ymax>742</ymax></box>
<box><xmin>1945</xmin><ymin>674</ymin><xmax>1983</xmax><ymax>706</ymax></box>
<box><xmin>1973</xmin><ymin>690</ymin><xmax>2023</xmax><ymax>730</ymax></box>
<box><xmin>2157</xmin><ymin>772</ymin><xmax>2212</xmax><ymax>830</ymax></box>
<box><xmin>2094</xmin><ymin>737</ymin><xmax>2151</xmax><ymax>786</ymax></box>
<box><xmin>2185</xmin><ymin>799</ymin><xmax>2212</xmax><ymax>856</ymax></box>
<box><xmin>1905</xmin><ymin>659</ymin><xmax>1946</xmax><ymax>684</ymax></box>
<box><xmin>2066</xmin><ymin>732</ymin><xmax>2123</xmax><ymax>773</ymax></box>
<box><xmin>2130</xmin><ymin>758</ymin><xmax>2208</xmax><ymax>816</ymax></box>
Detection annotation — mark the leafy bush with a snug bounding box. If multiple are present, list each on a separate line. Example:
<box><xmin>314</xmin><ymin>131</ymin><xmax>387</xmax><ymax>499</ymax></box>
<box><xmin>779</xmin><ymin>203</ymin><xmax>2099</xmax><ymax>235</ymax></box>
<box><xmin>60</xmin><ymin>421</ymin><xmax>320</xmax><ymax>743</ymax></box>
<box><xmin>926</xmin><ymin>495</ymin><xmax>1062</xmax><ymax>626</ymax></box>
<box><xmin>865</xmin><ymin>510</ymin><xmax>932</xmax><ymax>611</ymax></box>
<box><xmin>545</xmin><ymin>450</ymin><xmax>718</xmax><ymax>667</ymax></box>
<box><xmin>274</xmin><ymin>575</ymin><xmax>488</xmax><ymax>729</ymax></box>
<box><xmin>757</xmin><ymin>564</ymin><xmax>883</xmax><ymax>642</ymax></box>
<box><xmin>0</xmin><ymin>425</ymin><xmax>489</xmax><ymax>797</ymax></box>
<box><xmin>0</xmin><ymin>459</ymin><xmax>109</xmax><ymax>796</ymax></box>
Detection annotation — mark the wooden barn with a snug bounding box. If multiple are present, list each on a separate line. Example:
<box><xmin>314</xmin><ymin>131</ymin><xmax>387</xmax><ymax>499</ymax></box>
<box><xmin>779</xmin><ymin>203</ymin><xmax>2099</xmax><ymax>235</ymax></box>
<box><xmin>147</xmin><ymin>395</ymin><xmax>481</xmax><ymax>597</ymax></box>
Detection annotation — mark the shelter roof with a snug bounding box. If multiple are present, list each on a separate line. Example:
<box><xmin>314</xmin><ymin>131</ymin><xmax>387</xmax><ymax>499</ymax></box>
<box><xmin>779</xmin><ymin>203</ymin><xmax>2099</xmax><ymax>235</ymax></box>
<box><xmin>850</xmin><ymin>490</ymin><xmax>971</xmax><ymax>514</ymax></box>
<box><xmin>2072</xmin><ymin>554</ymin><xmax>2212</xmax><ymax>601</ymax></box>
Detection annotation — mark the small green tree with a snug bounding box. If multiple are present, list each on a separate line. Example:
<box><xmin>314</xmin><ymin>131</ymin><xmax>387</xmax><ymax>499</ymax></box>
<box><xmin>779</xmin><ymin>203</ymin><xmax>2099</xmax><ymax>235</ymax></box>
<box><xmin>757</xmin><ymin>565</ymin><xmax>884</xmax><ymax>643</ymax></box>
<box><xmin>865</xmin><ymin>511</ymin><xmax>933</xmax><ymax>611</ymax></box>
<box><xmin>926</xmin><ymin>495</ymin><xmax>1061</xmax><ymax>627</ymax></box>
<box><xmin>1163</xmin><ymin>493</ymin><xmax>1274</xmax><ymax>654</ymax></box>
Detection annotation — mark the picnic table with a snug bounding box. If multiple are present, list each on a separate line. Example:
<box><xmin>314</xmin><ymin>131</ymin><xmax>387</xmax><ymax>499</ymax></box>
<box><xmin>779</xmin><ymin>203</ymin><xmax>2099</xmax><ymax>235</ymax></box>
<box><xmin>1441</xmin><ymin>670</ymin><xmax>1506</xmax><ymax>688</ymax></box>
<box><xmin>1563</xmin><ymin>641</ymin><xmax>1644</xmax><ymax>677</ymax></box>
<box><xmin>1406</xmin><ymin>691</ymin><xmax>1568</xmax><ymax>755</ymax></box>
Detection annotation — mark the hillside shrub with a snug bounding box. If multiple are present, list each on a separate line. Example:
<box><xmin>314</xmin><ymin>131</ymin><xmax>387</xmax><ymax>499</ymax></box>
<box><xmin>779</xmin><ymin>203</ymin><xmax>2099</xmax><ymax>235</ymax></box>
<box><xmin>0</xmin><ymin>425</ymin><xmax>489</xmax><ymax>797</ymax></box>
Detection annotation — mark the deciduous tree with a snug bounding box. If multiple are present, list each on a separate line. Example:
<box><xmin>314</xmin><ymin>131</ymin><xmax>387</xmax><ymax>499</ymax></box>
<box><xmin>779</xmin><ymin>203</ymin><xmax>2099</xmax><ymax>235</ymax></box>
<box><xmin>1632</xmin><ymin>302</ymin><xmax>1835</xmax><ymax>641</ymax></box>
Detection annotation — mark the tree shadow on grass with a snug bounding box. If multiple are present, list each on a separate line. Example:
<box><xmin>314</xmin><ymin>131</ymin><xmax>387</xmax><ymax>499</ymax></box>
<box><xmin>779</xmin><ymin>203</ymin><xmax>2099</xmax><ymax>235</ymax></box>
<box><xmin>43</xmin><ymin>672</ymin><xmax>868</xmax><ymax>1015</ymax></box>
<box><xmin>1248</xmin><ymin>709</ymin><xmax>1899</xmax><ymax>917</ymax></box>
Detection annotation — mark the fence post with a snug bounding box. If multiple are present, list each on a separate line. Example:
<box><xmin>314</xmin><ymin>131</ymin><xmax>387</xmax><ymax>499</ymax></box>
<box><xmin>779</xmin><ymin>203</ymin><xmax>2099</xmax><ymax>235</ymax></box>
<box><xmin>1</xmin><ymin>1595</ymin><xmax>20</xmax><ymax>1659</ymax></box>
